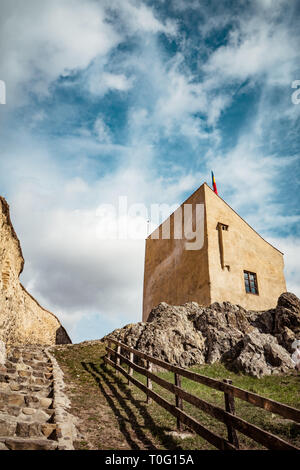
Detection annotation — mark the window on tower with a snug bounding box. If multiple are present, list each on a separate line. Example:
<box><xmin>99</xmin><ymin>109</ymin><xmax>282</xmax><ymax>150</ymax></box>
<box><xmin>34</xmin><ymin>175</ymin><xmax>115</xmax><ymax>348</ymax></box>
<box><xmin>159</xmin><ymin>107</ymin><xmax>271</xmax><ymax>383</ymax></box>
<box><xmin>244</xmin><ymin>271</ymin><xmax>259</xmax><ymax>295</ymax></box>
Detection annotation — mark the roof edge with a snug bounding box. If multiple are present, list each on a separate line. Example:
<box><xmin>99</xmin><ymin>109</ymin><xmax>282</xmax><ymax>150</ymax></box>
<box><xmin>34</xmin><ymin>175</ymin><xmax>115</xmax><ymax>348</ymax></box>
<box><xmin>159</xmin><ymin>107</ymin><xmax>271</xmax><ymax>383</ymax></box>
<box><xmin>203</xmin><ymin>183</ymin><xmax>284</xmax><ymax>256</ymax></box>
<box><xmin>146</xmin><ymin>182</ymin><xmax>284</xmax><ymax>255</ymax></box>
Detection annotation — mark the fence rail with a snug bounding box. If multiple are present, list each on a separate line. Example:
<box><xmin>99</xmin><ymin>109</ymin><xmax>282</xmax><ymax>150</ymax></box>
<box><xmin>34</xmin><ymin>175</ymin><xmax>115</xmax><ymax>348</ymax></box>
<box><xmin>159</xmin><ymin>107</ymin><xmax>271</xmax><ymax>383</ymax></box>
<box><xmin>103</xmin><ymin>338</ymin><xmax>300</xmax><ymax>451</ymax></box>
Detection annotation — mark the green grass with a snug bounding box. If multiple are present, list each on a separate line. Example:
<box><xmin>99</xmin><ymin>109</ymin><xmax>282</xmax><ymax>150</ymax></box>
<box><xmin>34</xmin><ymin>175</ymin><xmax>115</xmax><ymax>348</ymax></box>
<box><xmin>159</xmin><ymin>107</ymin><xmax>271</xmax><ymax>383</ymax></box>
<box><xmin>52</xmin><ymin>342</ymin><xmax>300</xmax><ymax>450</ymax></box>
<box><xmin>129</xmin><ymin>361</ymin><xmax>300</xmax><ymax>449</ymax></box>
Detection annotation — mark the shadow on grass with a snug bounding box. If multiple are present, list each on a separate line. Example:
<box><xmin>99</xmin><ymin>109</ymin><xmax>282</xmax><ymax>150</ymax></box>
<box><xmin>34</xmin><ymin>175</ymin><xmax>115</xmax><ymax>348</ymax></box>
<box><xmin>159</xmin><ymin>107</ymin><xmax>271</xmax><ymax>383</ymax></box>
<box><xmin>81</xmin><ymin>361</ymin><xmax>182</xmax><ymax>451</ymax></box>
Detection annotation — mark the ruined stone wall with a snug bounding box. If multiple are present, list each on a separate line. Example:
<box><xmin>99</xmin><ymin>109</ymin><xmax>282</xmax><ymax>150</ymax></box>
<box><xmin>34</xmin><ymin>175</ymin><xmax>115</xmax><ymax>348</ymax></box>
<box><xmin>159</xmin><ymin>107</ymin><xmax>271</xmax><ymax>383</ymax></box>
<box><xmin>0</xmin><ymin>197</ymin><xmax>71</xmax><ymax>347</ymax></box>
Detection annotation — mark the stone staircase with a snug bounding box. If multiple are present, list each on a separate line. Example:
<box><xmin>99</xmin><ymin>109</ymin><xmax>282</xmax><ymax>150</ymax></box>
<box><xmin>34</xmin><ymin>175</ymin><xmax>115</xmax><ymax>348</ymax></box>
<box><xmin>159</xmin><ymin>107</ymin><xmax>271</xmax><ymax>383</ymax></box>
<box><xmin>0</xmin><ymin>345</ymin><xmax>70</xmax><ymax>450</ymax></box>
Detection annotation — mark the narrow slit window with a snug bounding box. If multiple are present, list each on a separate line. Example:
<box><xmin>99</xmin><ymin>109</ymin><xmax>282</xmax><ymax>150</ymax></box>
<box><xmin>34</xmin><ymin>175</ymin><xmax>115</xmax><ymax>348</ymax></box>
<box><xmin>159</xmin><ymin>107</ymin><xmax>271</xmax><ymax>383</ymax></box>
<box><xmin>244</xmin><ymin>271</ymin><xmax>259</xmax><ymax>295</ymax></box>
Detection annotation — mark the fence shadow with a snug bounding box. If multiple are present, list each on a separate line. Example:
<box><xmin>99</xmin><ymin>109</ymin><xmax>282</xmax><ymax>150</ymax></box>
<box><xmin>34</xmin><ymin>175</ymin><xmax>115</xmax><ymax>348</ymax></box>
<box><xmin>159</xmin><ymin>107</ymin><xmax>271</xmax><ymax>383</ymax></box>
<box><xmin>81</xmin><ymin>361</ymin><xmax>183</xmax><ymax>451</ymax></box>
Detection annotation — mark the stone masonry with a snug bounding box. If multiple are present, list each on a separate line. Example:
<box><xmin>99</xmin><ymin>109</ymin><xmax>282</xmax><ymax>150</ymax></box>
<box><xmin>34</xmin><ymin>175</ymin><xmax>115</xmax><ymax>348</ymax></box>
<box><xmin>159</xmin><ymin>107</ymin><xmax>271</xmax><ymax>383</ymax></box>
<box><xmin>0</xmin><ymin>344</ymin><xmax>77</xmax><ymax>450</ymax></box>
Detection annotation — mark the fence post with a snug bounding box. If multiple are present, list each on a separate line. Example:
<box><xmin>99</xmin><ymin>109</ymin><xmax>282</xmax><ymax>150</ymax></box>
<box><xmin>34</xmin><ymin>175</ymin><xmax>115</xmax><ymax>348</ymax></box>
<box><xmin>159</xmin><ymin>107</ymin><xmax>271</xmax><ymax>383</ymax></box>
<box><xmin>116</xmin><ymin>344</ymin><xmax>121</xmax><ymax>376</ymax></box>
<box><xmin>223</xmin><ymin>379</ymin><xmax>239</xmax><ymax>448</ymax></box>
<box><xmin>175</xmin><ymin>373</ymin><xmax>183</xmax><ymax>431</ymax></box>
<box><xmin>146</xmin><ymin>361</ymin><xmax>152</xmax><ymax>404</ymax></box>
<box><xmin>128</xmin><ymin>352</ymin><xmax>134</xmax><ymax>386</ymax></box>
<box><xmin>107</xmin><ymin>340</ymin><xmax>111</xmax><ymax>362</ymax></box>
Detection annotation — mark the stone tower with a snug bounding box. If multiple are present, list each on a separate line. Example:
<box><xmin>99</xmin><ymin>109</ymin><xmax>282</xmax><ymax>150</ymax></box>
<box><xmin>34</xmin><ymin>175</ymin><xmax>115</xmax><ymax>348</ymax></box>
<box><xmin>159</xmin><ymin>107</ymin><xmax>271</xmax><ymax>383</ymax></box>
<box><xmin>0</xmin><ymin>197</ymin><xmax>71</xmax><ymax>346</ymax></box>
<box><xmin>143</xmin><ymin>183</ymin><xmax>286</xmax><ymax>322</ymax></box>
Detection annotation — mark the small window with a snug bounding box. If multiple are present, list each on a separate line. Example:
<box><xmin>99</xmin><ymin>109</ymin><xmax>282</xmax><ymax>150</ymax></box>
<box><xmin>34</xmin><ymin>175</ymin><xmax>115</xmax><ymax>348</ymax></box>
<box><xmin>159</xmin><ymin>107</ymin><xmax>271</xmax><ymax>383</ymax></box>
<box><xmin>244</xmin><ymin>271</ymin><xmax>259</xmax><ymax>295</ymax></box>
<box><xmin>217</xmin><ymin>223</ymin><xmax>229</xmax><ymax>231</ymax></box>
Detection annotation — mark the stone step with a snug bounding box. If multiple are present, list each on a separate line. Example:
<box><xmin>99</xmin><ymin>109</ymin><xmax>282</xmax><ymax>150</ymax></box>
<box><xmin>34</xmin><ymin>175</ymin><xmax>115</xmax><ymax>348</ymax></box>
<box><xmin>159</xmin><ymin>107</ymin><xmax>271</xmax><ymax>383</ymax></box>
<box><xmin>16</xmin><ymin>421</ymin><xmax>57</xmax><ymax>439</ymax></box>
<box><xmin>0</xmin><ymin>391</ymin><xmax>26</xmax><ymax>407</ymax></box>
<box><xmin>0</xmin><ymin>391</ymin><xmax>53</xmax><ymax>410</ymax></box>
<box><xmin>0</xmin><ymin>381</ymin><xmax>53</xmax><ymax>399</ymax></box>
<box><xmin>22</xmin><ymin>360</ymin><xmax>53</xmax><ymax>371</ymax></box>
<box><xmin>0</xmin><ymin>372</ymin><xmax>53</xmax><ymax>388</ymax></box>
<box><xmin>0</xmin><ymin>405</ymin><xmax>55</xmax><ymax>423</ymax></box>
<box><xmin>0</xmin><ymin>407</ymin><xmax>55</xmax><ymax>428</ymax></box>
<box><xmin>0</xmin><ymin>437</ymin><xmax>58</xmax><ymax>450</ymax></box>
<box><xmin>2</xmin><ymin>364</ymin><xmax>48</xmax><ymax>373</ymax></box>
<box><xmin>4</xmin><ymin>361</ymin><xmax>52</xmax><ymax>374</ymax></box>
<box><xmin>0</xmin><ymin>346</ymin><xmax>71</xmax><ymax>450</ymax></box>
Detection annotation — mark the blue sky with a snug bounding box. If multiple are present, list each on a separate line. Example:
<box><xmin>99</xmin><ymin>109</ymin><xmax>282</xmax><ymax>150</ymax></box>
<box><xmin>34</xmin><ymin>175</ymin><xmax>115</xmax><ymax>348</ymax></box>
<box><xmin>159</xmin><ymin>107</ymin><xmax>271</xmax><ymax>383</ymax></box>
<box><xmin>0</xmin><ymin>0</ymin><xmax>299</xmax><ymax>343</ymax></box>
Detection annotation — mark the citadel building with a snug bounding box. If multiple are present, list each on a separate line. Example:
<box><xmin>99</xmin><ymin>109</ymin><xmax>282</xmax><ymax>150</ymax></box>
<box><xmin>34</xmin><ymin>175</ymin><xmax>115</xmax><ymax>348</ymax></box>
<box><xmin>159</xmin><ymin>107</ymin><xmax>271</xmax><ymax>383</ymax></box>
<box><xmin>143</xmin><ymin>183</ymin><xmax>286</xmax><ymax>322</ymax></box>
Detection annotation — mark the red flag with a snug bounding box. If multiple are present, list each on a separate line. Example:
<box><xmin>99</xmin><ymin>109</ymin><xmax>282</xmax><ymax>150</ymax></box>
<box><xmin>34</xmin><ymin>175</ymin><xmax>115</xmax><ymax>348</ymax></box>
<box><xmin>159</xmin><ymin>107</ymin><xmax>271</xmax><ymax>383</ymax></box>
<box><xmin>211</xmin><ymin>171</ymin><xmax>218</xmax><ymax>195</ymax></box>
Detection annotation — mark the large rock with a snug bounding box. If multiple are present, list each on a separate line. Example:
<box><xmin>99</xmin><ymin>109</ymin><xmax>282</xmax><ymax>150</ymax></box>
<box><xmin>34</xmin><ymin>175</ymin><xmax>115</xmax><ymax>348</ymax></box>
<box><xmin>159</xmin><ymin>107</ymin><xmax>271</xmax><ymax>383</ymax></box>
<box><xmin>0</xmin><ymin>197</ymin><xmax>71</xmax><ymax>347</ymax></box>
<box><xmin>222</xmin><ymin>330</ymin><xmax>295</xmax><ymax>377</ymax></box>
<box><xmin>105</xmin><ymin>293</ymin><xmax>300</xmax><ymax>377</ymax></box>
<box><xmin>246</xmin><ymin>309</ymin><xmax>275</xmax><ymax>334</ymax></box>
<box><xmin>189</xmin><ymin>301</ymin><xmax>253</xmax><ymax>363</ymax></box>
<box><xmin>274</xmin><ymin>293</ymin><xmax>300</xmax><ymax>352</ymax></box>
<box><xmin>108</xmin><ymin>302</ymin><xmax>206</xmax><ymax>367</ymax></box>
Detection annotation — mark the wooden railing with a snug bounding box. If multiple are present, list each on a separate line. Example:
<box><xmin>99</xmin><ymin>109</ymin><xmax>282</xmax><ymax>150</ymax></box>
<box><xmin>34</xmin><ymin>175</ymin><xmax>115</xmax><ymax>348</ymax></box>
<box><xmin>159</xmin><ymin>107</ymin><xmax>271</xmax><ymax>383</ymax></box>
<box><xmin>103</xmin><ymin>338</ymin><xmax>300</xmax><ymax>451</ymax></box>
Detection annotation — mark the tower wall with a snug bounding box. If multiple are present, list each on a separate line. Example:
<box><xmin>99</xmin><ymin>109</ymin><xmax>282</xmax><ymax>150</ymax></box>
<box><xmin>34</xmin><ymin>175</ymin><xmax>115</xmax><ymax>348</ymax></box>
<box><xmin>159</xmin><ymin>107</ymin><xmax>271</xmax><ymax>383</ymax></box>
<box><xmin>205</xmin><ymin>184</ymin><xmax>287</xmax><ymax>310</ymax></box>
<box><xmin>142</xmin><ymin>185</ymin><xmax>210</xmax><ymax>322</ymax></box>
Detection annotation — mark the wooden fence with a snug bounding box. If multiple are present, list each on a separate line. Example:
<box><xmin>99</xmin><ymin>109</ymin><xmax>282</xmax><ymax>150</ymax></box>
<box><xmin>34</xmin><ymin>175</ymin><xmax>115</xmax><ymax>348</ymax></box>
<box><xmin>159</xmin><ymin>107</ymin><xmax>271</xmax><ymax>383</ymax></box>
<box><xmin>103</xmin><ymin>338</ymin><xmax>300</xmax><ymax>451</ymax></box>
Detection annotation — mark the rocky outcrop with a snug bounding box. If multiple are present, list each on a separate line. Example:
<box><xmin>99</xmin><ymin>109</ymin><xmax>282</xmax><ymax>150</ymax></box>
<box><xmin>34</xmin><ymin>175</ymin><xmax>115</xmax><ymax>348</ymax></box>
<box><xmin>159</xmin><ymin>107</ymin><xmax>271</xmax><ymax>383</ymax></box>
<box><xmin>105</xmin><ymin>293</ymin><xmax>300</xmax><ymax>377</ymax></box>
<box><xmin>222</xmin><ymin>331</ymin><xmax>295</xmax><ymax>377</ymax></box>
<box><xmin>0</xmin><ymin>197</ymin><xmax>71</xmax><ymax>347</ymax></box>
<box><xmin>112</xmin><ymin>303</ymin><xmax>206</xmax><ymax>367</ymax></box>
<box><xmin>247</xmin><ymin>293</ymin><xmax>300</xmax><ymax>354</ymax></box>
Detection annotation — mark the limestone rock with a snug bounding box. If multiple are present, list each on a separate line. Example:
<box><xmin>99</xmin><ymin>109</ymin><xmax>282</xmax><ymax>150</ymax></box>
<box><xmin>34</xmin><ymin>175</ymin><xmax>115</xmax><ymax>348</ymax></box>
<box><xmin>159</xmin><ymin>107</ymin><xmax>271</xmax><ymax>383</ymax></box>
<box><xmin>274</xmin><ymin>293</ymin><xmax>300</xmax><ymax>352</ymax></box>
<box><xmin>189</xmin><ymin>301</ymin><xmax>253</xmax><ymax>363</ymax></box>
<box><xmin>105</xmin><ymin>293</ymin><xmax>300</xmax><ymax>377</ymax></box>
<box><xmin>222</xmin><ymin>330</ymin><xmax>295</xmax><ymax>377</ymax></box>
<box><xmin>108</xmin><ymin>302</ymin><xmax>206</xmax><ymax>367</ymax></box>
<box><xmin>0</xmin><ymin>197</ymin><xmax>71</xmax><ymax>347</ymax></box>
<box><xmin>246</xmin><ymin>309</ymin><xmax>275</xmax><ymax>334</ymax></box>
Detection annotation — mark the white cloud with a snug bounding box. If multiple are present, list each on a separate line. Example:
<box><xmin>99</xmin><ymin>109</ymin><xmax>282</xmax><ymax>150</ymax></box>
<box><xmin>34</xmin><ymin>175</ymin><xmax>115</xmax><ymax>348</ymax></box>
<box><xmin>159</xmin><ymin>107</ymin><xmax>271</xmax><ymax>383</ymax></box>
<box><xmin>0</xmin><ymin>0</ymin><xmax>121</xmax><ymax>104</ymax></box>
<box><xmin>208</xmin><ymin>133</ymin><xmax>299</xmax><ymax>235</ymax></box>
<box><xmin>268</xmin><ymin>236</ymin><xmax>300</xmax><ymax>298</ymax></box>
<box><xmin>87</xmin><ymin>70</ymin><xmax>133</xmax><ymax>97</ymax></box>
<box><xmin>93</xmin><ymin>116</ymin><xmax>112</xmax><ymax>144</ymax></box>
<box><xmin>0</xmin><ymin>0</ymin><xmax>176</xmax><ymax>105</ymax></box>
<box><xmin>107</xmin><ymin>0</ymin><xmax>177</xmax><ymax>35</ymax></box>
<box><xmin>65</xmin><ymin>178</ymin><xmax>89</xmax><ymax>196</ymax></box>
<box><xmin>204</xmin><ymin>15</ymin><xmax>299</xmax><ymax>86</ymax></box>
